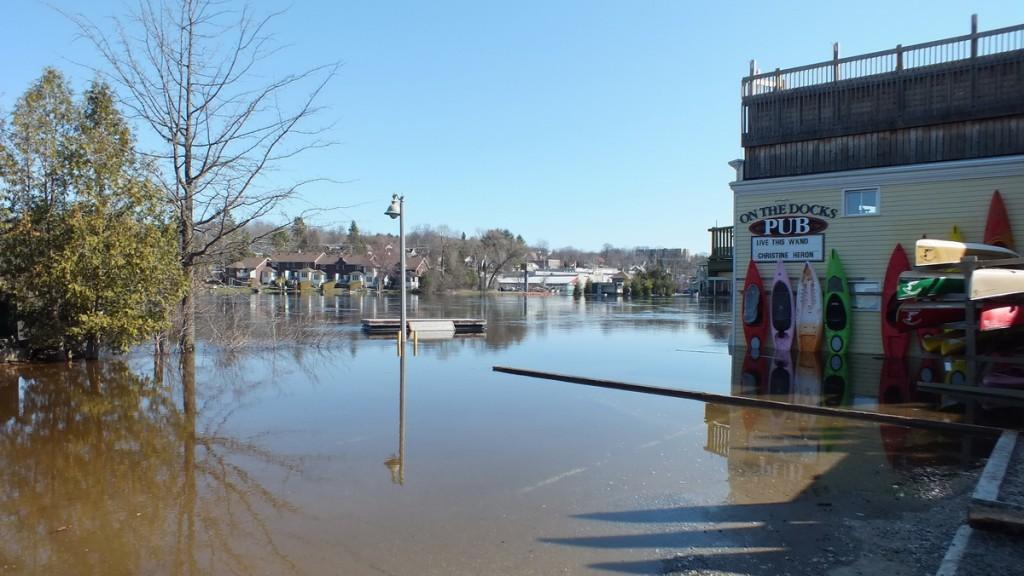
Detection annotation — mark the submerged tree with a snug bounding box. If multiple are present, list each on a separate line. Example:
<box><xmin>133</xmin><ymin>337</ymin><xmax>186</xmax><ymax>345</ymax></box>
<box><xmin>0</xmin><ymin>70</ymin><xmax>185</xmax><ymax>357</ymax></box>
<box><xmin>70</xmin><ymin>0</ymin><xmax>339</xmax><ymax>351</ymax></box>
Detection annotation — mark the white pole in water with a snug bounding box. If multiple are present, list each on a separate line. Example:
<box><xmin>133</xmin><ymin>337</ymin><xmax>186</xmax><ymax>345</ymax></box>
<box><xmin>385</xmin><ymin>194</ymin><xmax>406</xmax><ymax>350</ymax></box>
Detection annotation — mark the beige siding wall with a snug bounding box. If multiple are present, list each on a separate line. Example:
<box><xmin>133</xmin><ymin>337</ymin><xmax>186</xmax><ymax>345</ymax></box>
<box><xmin>732</xmin><ymin>163</ymin><xmax>1024</xmax><ymax>355</ymax></box>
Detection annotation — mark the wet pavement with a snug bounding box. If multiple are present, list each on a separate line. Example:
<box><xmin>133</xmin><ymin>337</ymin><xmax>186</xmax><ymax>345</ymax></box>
<box><xmin>0</xmin><ymin>293</ymin><xmax>1011</xmax><ymax>575</ymax></box>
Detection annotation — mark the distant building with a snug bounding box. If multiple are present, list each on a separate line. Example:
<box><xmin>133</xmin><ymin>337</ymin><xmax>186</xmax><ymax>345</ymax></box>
<box><xmin>698</xmin><ymin>226</ymin><xmax>733</xmax><ymax>298</ymax></box>
<box><xmin>225</xmin><ymin>256</ymin><xmax>273</xmax><ymax>286</ymax></box>
<box><xmin>633</xmin><ymin>247</ymin><xmax>688</xmax><ymax>271</ymax></box>
<box><xmin>271</xmin><ymin>252</ymin><xmax>327</xmax><ymax>281</ymax></box>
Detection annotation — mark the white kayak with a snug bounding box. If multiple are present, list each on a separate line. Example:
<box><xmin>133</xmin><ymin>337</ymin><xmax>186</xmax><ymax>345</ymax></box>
<box><xmin>915</xmin><ymin>238</ymin><xmax>1019</xmax><ymax>267</ymax></box>
<box><xmin>971</xmin><ymin>268</ymin><xmax>1024</xmax><ymax>300</ymax></box>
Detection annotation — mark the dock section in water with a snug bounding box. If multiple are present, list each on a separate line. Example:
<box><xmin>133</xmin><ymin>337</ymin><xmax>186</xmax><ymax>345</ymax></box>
<box><xmin>361</xmin><ymin>318</ymin><xmax>486</xmax><ymax>335</ymax></box>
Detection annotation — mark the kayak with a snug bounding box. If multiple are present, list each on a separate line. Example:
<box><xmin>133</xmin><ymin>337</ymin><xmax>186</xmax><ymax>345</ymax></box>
<box><xmin>742</xmin><ymin>259</ymin><xmax>769</xmax><ymax>351</ymax></box>
<box><xmin>979</xmin><ymin>304</ymin><xmax>1023</xmax><ymax>332</ymax></box>
<box><xmin>896</xmin><ymin>302</ymin><xmax>964</xmax><ymax>331</ymax></box>
<box><xmin>915</xmin><ymin>238</ymin><xmax>1019</xmax><ymax>267</ymax></box>
<box><xmin>823</xmin><ymin>250</ymin><xmax>851</xmax><ymax>354</ymax></box>
<box><xmin>984</xmin><ymin>190</ymin><xmax>1015</xmax><ymax>251</ymax></box>
<box><xmin>882</xmin><ymin>245</ymin><xmax>911</xmax><ymax>357</ymax></box>
<box><xmin>971</xmin><ymin>268</ymin><xmax>1024</xmax><ymax>301</ymax></box>
<box><xmin>897</xmin><ymin>271</ymin><xmax>964</xmax><ymax>300</ymax></box>
<box><xmin>771</xmin><ymin>261</ymin><xmax>794</xmax><ymax>352</ymax></box>
<box><xmin>920</xmin><ymin>331</ymin><xmax>963</xmax><ymax>354</ymax></box>
<box><xmin>897</xmin><ymin>302</ymin><xmax>1024</xmax><ymax>332</ymax></box>
<box><xmin>795</xmin><ymin>262</ymin><xmax>822</xmax><ymax>352</ymax></box>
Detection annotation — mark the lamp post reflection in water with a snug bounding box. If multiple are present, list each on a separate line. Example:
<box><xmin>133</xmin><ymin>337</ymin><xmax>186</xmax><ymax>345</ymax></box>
<box><xmin>385</xmin><ymin>351</ymin><xmax>406</xmax><ymax>485</ymax></box>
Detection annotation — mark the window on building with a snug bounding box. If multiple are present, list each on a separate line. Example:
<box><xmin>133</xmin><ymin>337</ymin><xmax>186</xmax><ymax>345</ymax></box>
<box><xmin>843</xmin><ymin>187</ymin><xmax>879</xmax><ymax>216</ymax></box>
<box><xmin>850</xmin><ymin>280</ymin><xmax>881</xmax><ymax>311</ymax></box>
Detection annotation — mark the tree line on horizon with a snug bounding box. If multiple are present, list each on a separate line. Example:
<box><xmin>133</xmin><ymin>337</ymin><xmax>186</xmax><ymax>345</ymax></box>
<box><xmin>226</xmin><ymin>218</ymin><xmax>708</xmax><ymax>294</ymax></box>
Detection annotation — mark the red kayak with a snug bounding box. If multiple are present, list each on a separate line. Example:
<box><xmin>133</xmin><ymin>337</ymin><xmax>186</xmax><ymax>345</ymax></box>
<box><xmin>741</xmin><ymin>259</ymin><xmax>768</xmax><ymax>352</ymax></box>
<box><xmin>979</xmin><ymin>304</ymin><xmax>1023</xmax><ymax>331</ymax></box>
<box><xmin>897</xmin><ymin>302</ymin><xmax>1024</xmax><ymax>332</ymax></box>
<box><xmin>984</xmin><ymin>190</ymin><xmax>1015</xmax><ymax>251</ymax></box>
<box><xmin>895</xmin><ymin>302</ymin><xmax>964</xmax><ymax>331</ymax></box>
<box><xmin>882</xmin><ymin>244</ymin><xmax>911</xmax><ymax>358</ymax></box>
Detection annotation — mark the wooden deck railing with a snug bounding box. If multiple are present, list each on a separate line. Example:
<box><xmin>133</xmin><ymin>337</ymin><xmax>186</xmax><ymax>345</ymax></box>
<box><xmin>708</xmin><ymin>226</ymin><xmax>734</xmax><ymax>261</ymax></box>
<box><xmin>741</xmin><ymin>17</ymin><xmax>1024</xmax><ymax>100</ymax></box>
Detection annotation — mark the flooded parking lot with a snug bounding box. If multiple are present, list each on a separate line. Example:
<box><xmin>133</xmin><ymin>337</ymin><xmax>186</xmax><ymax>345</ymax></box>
<box><xmin>0</xmin><ymin>294</ymin><xmax>998</xmax><ymax>574</ymax></box>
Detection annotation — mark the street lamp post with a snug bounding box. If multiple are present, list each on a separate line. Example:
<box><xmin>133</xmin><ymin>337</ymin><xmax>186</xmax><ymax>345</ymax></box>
<box><xmin>385</xmin><ymin>194</ymin><xmax>406</xmax><ymax>345</ymax></box>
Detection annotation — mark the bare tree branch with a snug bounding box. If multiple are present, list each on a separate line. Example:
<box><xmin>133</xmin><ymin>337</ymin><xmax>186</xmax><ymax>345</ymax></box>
<box><xmin>62</xmin><ymin>0</ymin><xmax>341</xmax><ymax>350</ymax></box>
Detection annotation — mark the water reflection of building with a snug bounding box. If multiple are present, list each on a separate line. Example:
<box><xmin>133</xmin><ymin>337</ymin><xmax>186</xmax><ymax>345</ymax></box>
<box><xmin>703</xmin><ymin>404</ymin><xmax>731</xmax><ymax>457</ymax></box>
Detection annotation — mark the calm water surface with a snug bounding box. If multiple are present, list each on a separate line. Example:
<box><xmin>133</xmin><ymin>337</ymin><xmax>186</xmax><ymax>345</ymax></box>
<box><xmin>0</xmin><ymin>294</ymin><xmax>993</xmax><ymax>575</ymax></box>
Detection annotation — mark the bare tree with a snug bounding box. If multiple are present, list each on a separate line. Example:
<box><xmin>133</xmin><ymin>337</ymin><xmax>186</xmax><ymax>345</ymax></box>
<box><xmin>478</xmin><ymin>229</ymin><xmax>527</xmax><ymax>289</ymax></box>
<box><xmin>68</xmin><ymin>0</ymin><xmax>339</xmax><ymax>351</ymax></box>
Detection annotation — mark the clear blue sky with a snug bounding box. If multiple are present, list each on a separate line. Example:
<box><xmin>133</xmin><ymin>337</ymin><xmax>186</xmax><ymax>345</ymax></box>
<box><xmin>3</xmin><ymin>1</ymin><xmax>1023</xmax><ymax>253</ymax></box>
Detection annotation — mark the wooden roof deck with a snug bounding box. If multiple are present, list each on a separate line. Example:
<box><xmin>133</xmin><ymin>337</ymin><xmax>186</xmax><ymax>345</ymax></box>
<box><xmin>740</xmin><ymin>18</ymin><xmax>1024</xmax><ymax>180</ymax></box>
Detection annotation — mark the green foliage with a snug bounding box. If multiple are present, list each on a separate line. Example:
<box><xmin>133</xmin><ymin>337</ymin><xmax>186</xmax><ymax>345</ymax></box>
<box><xmin>0</xmin><ymin>69</ymin><xmax>185</xmax><ymax>357</ymax></box>
<box><xmin>347</xmin><ymin>219</ymin><xmax>364</xmax><ymax>251</ymax></box>
<box><xmin>270</xmin><ymin>229</ymin><xmax>291</xmax><ymax>252</ymax></box>
<box><xmin>629</xmin><ymin>268</ymin><xmax>675</xmax><ymax>298</ymax></box>
<box><xmin>291</xmin><ymin>217</ymin><xmax>310</xmax><ymax>250</ymax></box>
<box><xmin>418</xmin><ymin>269</ymin><xmax>435</xmax><ymax>293</ymax></box>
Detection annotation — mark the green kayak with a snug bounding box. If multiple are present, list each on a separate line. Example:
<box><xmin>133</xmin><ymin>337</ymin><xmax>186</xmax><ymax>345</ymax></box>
<box><xmin>824</xmin><ymin>249</ymin><xmax>851</xmax><ymax>355</ymax></box>
<box><xmin>896</xmin><ymin>272</ymin><xmax>965</xmax><ymax>300</ymax></box>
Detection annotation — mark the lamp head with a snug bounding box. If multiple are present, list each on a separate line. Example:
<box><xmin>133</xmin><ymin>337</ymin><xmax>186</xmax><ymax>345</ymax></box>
<box><xmin>385</xmin><ymin>194</ymin><xmax>402</xmax><ymax>219</ymax></box>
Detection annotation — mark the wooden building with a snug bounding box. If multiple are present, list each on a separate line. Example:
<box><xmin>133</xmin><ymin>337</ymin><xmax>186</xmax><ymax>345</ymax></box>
<box><xmin>270</xmin><ymin>252</ymin><xmax>327</xmax><ymax>281</ymax></box>
<box><xmin>700</xmin><ymin>225</ymin><xmax>734</xmax><ymax>298</ymax></box>
<box><xmin>730</xmin><ymin>18</ymin><xmax>1024</xmax><ymax>354</ymax></box>
<box><xmin>225</xmin><ymin>256</ymin><xmax>273</xmax><ymax>287</ymax></box>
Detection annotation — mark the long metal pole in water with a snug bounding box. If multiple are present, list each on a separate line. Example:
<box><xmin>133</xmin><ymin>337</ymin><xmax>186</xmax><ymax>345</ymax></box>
<box><xmin>491</xmin><ymin>366</ymin><xmax>1004</xmax><ymax>436</ymax></box>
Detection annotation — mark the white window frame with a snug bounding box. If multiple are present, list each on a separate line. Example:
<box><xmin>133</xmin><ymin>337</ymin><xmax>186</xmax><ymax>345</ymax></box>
<box><xmin>849</xmin><ymin>279</ymin><xmax>881</xmax><ymax>311</ymax></box>
<box><xmin>842</xmin><ymin>186</ymin><xmax>880</xmax><ymax>217</ymax></box>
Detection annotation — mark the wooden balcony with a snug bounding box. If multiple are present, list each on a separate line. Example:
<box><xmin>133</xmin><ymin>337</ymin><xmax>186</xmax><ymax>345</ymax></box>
<box><xmin>707</xmin><ymin>226</ymin><xmax>733</xmax><ymax>275</ymax></box>
<box><xmin>741</xmin><ymin>19</ymin><xmax>1024</xmax><ymax>180</ymax></box>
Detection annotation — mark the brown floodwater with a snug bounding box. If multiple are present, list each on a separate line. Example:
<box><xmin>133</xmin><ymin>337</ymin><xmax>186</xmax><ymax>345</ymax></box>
<box><xmin>0</xmin><ymin>294</ymin><xmax>1000</xmax><ymax>574</ymax></box>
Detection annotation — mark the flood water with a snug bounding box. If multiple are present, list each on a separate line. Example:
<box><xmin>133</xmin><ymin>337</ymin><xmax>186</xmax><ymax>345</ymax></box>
<box><xmin>0</xmin><ymin>294</ymin><xmax>999</xmax><ymax>575</ymax></box>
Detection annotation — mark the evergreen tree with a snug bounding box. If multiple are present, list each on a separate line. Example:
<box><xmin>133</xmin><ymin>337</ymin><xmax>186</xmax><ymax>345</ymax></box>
<box><xmin>291</xmin><ymin>217</ymin><xmax>309</xmax><ymax>251</ymax></box>
<box><xmin>0</xmin><ymin>69</ymin><xmax>185</xmax><ymax>357</ymax></box>
<box><xmin>347</xmin><ymin>219</ymin><xmax>364</xmax><ymax>251</ymax></box>
<box><xmin>270</xmin><ymin>229</ymin><xmax>291</xmax><ymax>252</ymax></box>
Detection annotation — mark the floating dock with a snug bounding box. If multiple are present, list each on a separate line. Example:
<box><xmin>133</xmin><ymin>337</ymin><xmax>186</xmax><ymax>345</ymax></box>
<box><xmin>361</xmin><ymin>318</ymin><xmax>486</xmax><ymax>335</ymax></box>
